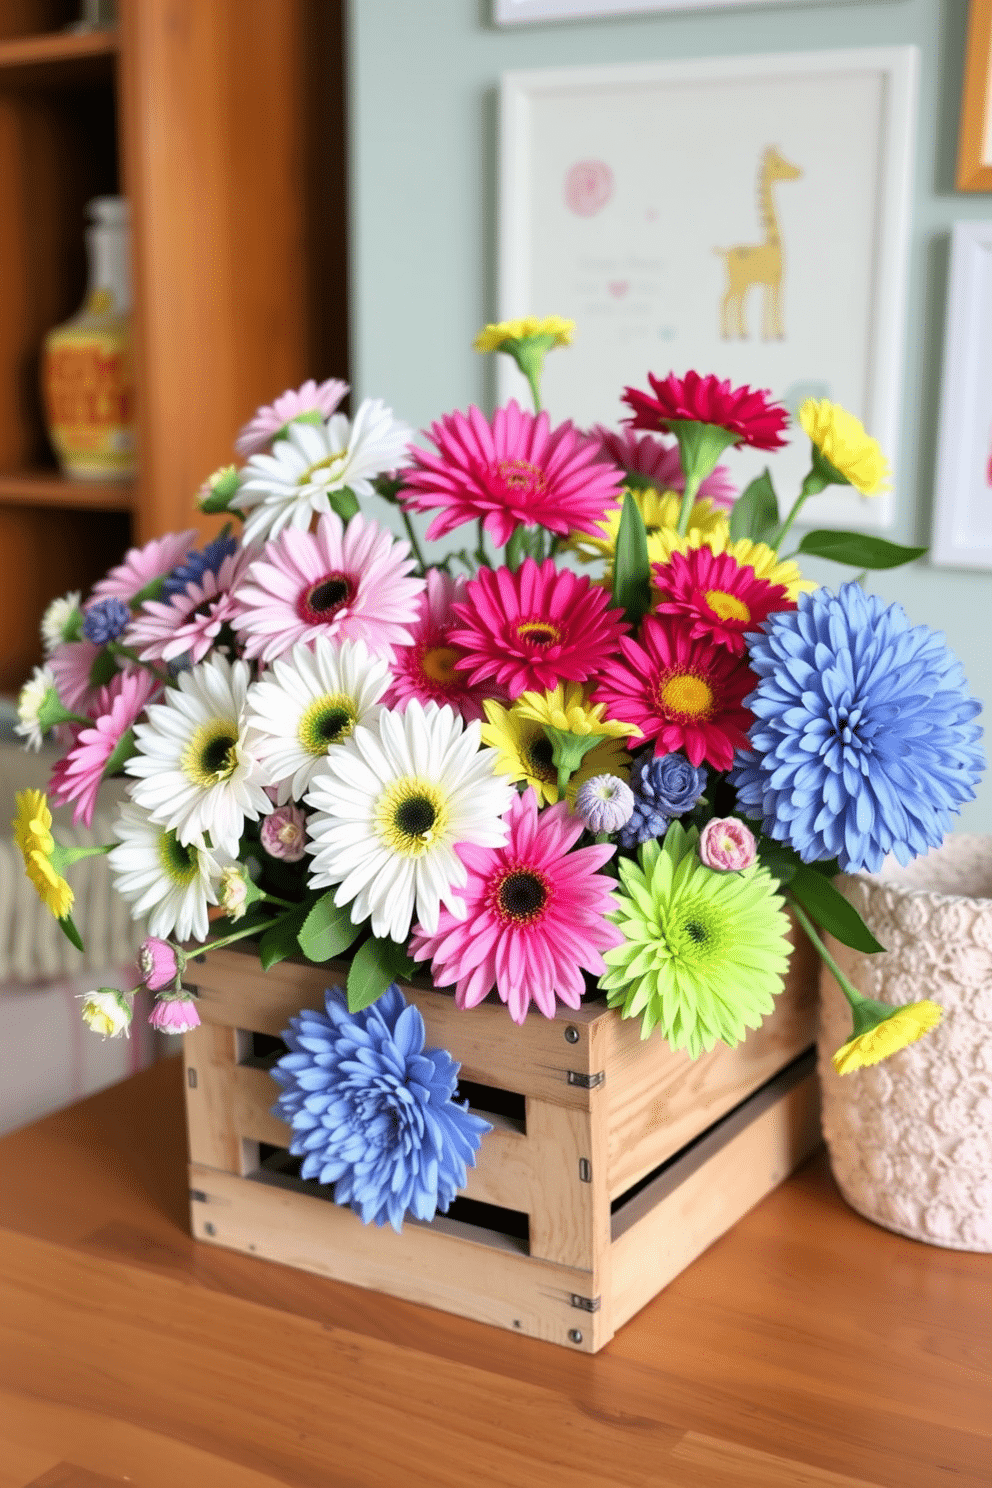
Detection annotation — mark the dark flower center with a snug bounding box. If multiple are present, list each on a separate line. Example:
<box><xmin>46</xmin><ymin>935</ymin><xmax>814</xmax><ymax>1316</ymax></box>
<box><xmin>516</xmin><ymin>620</ymin><xmax>560</xmax><ymax>649</ymax></box>
<box><xmin>298</xmin><ymin>571</ymin><xmax>355</xmax><ymax>623</ymax></box>
<box><xmin>394</xmin><ymin>796</ymin><xmax>437</xmax><ymax>837</ymax></box>
<box><xmin>524</xmin><ymin>734</ymin><xmax>556</xmax><ymax>781</ymax></box>
<box><xmin>495</xmin><ymin>868</ymin><xmax>550</xmax><ymax>924</ymax></box>
<box><xmin>202</xmin><ymin>733</ymin><xmax>238</xmax><ymax>776</ymax></box>
<box><xmin>684</xmin><ymin>919</ymin><xmax>708</xmax><ymax>944</ymax></box>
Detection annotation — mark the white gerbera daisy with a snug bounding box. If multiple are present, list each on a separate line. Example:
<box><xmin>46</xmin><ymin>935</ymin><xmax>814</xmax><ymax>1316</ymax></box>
<box><xmin>109</xmin><ymin>801</ymin><xmax>230</xmax><ymax>942</ymax></box>
<box><xmin>15</xmin><ymin>665</ymin><xmax>57</xmax><ymax>750</ymax></box>
<box><xmin>231</xmin><ymin>398</ymin><xmax>412</xmax><ymax>544</ymax></box>
<box><xmin>124</xmin><ymin>654</ymin><xmax>272</xmax><ymax>857</ymax></box>
<box><xmin>41</xmin><ymin>591</ymin><xmax>83</xmax><ymax>654</ymax></box>
<box><xmin>246</xmin><ymin>636</ymin><xmax>390</xmax><ymax>805</ymax></box>
<box><xmin>305</xmin><ymin>700</ymin><xmax>514</xmax><ymax>941</ymax></box>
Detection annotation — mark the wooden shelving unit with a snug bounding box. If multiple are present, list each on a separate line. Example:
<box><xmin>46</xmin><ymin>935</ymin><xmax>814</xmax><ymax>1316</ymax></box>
<box><xmin>0</xmin><ymin>0</ymin><xmax>348</xmax><ymax>694</ymax></box>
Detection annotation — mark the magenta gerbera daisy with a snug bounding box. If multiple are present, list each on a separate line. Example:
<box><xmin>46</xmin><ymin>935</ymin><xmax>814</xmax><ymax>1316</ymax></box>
<box><xmin>383</xmin><ymin>569</ymin><xmax>496</xmax><ymax>723</ymax></box>
<box><xmin>591</xmin><ymin>425</ymin><xmax>736</xmax><ymax>508</ymax></box>
<box><xmin>592</xmin><ymin>614</ymin><xmax>756</xmax><ymax>769</ymax></box>
<box><xmin>448</xmin><ymin>557</ymin><xmax>628</xmax><ymax>699</ymax></box>
<box><xmin>231</xmin><ymin>511</ymin><xmax>424</xmax><ymax>664</ymax></box>
<box><xmin>652</xmin><ymin>547</ymin><xmax>795</xmax><ymax>655</ymax></box>
<box><xmin>125</xmin><ymin>546</ymin><xmax>257</xmax><ymax>665</ymax></box>
<box><xmin>409</xmin><ymin>789</ymin><xmax>623</xmax><ymax>1024</ymax></box>
<box><xmin>234</xmin><ymin>377</ymin><xmax>350</xmax><ymax>457</ymax></box>
<box><xmin>49</xmin><ymin>670</ymin><xmax>161</xmax><ymax>826</ymax></box>
<box><xmin>88</xmin><ymin>529</ymin><xmax>199</xmax><ymax>605</ymax></box>
<box><xmin>622</xmin><ymin>371</ymin><xmax>789</xmax><ymax>451</ymax></box>
<box><xmin>401</xmin><ymin>400</ymin><xmax>623</xmax><ymax>545</ymax></box>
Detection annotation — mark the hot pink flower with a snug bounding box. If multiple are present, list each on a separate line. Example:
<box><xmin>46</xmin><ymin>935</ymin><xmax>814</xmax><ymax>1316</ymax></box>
<box><xmin>125</xmin><ymin>546</ymin><xmax>257</xmax><ymax>664</ymax></box>
<box><xmin>592</xmin><ymin>614</ymin><xmax>756</xmax><ymax>770</ymax></box>
<box><xmin>622</xmin><ymin>371</ymin><xmax>789</xmax><ymax>451</ymax></box>
<box><xmin>88</xmin><ymin>529</ymin><xmax>199</xmax><ymax>605</ymax></box>
<box><xmin>652</xmin><ymin>546</ymin><xmax>795</xmax><ymax>654</ymax></box>
<box><xmin>590</xmin><ymin>425</ymin><xmax>737</xmax><ymax>509</ymax></box>
<box><xmin>231</xmin><ymin>512</ymin><xmax>423</xmax><ymax>664</ymax></box>
<box><xmin>260</xmin><ymin>804</ymin><xmax>308</xmax><ymax>861</ymax></box>
<box><xmin>409</xmin><ymin>789</ymin><xmax>623</xmax><ymax>1024</ymax></box>
<box><xmin>699</xmin><ymin>817</ymin><xmax>757</xmax><ymax>872</ymax></box>
<box><xmin>448</xmin><ymin>557</ymin><xmax>628</xmax><ymax>699</ymax></box>
<box><xmin>234</xmin><ymin>378</ymin><xmax>350</xmax><ymax>458</ymax></box>
<box><xmin>149</xmin><ymin>995</ymin><xmax>201</xmax><ymax>1034</ymax></box>
<box><xmin>384</xmin><ymin>570</ymin><xmax>497</xmax><ymax>723</ymax></box>
<box><xmin>401</xmin><ymin>400</ymin><xmax>623</xmax><ymax>545</ymax></box>
<box><xmin>49</xmin><ymin>670</ymin><xmax>161</xmax><ymax>826</ymax></box>
<box><xmin>138</xmin><ymin>936</ymin><xmax>182</xmax><ymax>991</ymax></box>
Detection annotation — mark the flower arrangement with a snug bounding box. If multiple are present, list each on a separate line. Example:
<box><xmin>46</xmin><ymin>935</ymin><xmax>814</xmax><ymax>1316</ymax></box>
<box><xmin>13</xmin><ymin>318</ymin><xmax>985</xmax><ymax>1232</ymax></box>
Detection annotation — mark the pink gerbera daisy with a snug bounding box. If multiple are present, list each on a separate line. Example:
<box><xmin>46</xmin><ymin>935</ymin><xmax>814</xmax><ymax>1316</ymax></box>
<box><xmin>49</xmin><ymin>670</ymin><xmax>161</xmax><ymax>826</ymax></box>
<box><xmin>383</xmin><ymin>569</ymin><xmax>497</xmax><ymax>723</ymax></box>
<box><xmin>448</xmin><ymin>557</ymin><xmax>628</xmax><ymax>699</ymax></box>
<box><xmin>234</xmin><ymin>377</ymin><xmax>350</xmax><ymax>457</ymax></box>
<box><xmin>125</xmin><ymin>546</ymin><xmax>257</xmax><ymax>665</ymax></box>
<box><xmin>231</xmin><ymin>511</ymin><xmax>424</xmax><ymax>664</ymax></box>
<box><xmin>652</xmin><ymin>547</ymin><xmax>795</xmax><ymax>654</ymax></box>
<box><xmin>401</xmin><ymin>400</ymin><xmax>623</xmax><ymax>545</ymax></box>
<box><xmin>622</xmin><ymin>371</ymin><xmax>789</xmax><ymax>451</ymax></box>
<box><xmin>49</xmin><ymin>639</ymin><xmax>124</xmax><ymax>716</ymax></box>
<box><xmin>409</xmin><ymin>789</ymin><xmax>623</xmax><ymax>1024</ymax></box>
<box><xmin>590</xmin><ymin>426</ymin><xmax>737</xmax><ymax>508</ymax></box>
<box><xmin>592</xmin><ymin>614</ymin><xmax>756</xmax><ymax>769</ymax></box>
<box><xmin>88</xmin><ymin>529</ymin><xmax>199</xmax><ymax>605</ymax></box>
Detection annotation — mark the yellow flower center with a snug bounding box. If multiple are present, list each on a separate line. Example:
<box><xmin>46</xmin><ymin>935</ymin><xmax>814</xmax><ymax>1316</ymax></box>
<box><xmin>421</xmin><ymin>646</ymin><xmax>461</xmax><ymax>685</ymax></box>
<box><xmin>376</xmin><ymin>777</ymin><xmax>449</xmax><ymax>857</ymax></box>
<box><xmin>157</xmin><ymin>829</ymin><xmax>201</xmax><ymax>887</ymax></box>
<box><xmin>182</xmin><ymin>719</ymin><xmax>240</xmax><ymax>787</ymax></box>
<box><xmin>299</xmin><ymin>451</ymin><xmax>349</xmax><ymax>487</ymax></box>
<box><xmin>496</xmin><ymin>458</ymin><xmax>546</xmax><ymax>493</ymax></box>
<box><xmin>298</xmin><ymin>692</ymin><xmax>357</xmax><ymax>755</ymax></box>
<box><xmin>516</xmin><ymin>620</ymin><xmax>561</xmax><ymax>648</ymax></box>
<box><xmin>704</xmin><ymin>589</ymin><xmax>750</xmax><ymax>623</ymax></box>
<box><xmin>659</xmin><ymin>673</ymin><xmax>714</xmax><ymax>720</ymax></box>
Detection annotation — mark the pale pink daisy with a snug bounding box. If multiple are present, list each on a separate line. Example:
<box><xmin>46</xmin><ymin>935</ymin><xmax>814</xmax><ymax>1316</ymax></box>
<box><xmin>234</xmin><ymin>378</ymin><xmax>350</xmax><ymax>458</ymax></box>
<box><xmin>125</xmin><ymin>545</ymin><xmax>257</xmax><ymax>665</ymax></box>
<box><xmin>383</xmin><ymin>570</ymin><xmax>497</xmax><ymax>723</ymax></box>
<box><xmin>49</xmin><ymin>639</ymin><xmax>123</xmax><ymax>716</ymax></box>
<box><xmin>49</xmin><ymin>670</ymin><xmax>161</xmax><ymax>826</ymax></box>
<box><xmin>409</xmin><ymin>789</ymin><xmax>623</xmax><ymax>1024</ymax></box>
<box><xmin>231</xmin><ymin>511</ymin><xmax>424</xmax><ymax>664</ymax></box>
<box><xmin>88</xmin><ymin>529</ymin><xmax>199</xmax><ymax>604</ymax></box>
<box><xmin>591</xmin><ymin>426</ymin><xmax>737</xmax><ymax>508</ymax></box>
<box><xmin>402</xmin><ymin>400</ymin><xmax>623</xmax><ymax>545</ymax></box>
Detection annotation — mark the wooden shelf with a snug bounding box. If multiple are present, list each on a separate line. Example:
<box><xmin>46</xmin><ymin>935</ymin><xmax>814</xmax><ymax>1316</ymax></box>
<box><xmin>0</xmin><ymin>470</ymin><xmax>134</xmax><ymax>512</ymax></box>
<box><xmin>0</xmin><ymin>28</ymin><xmax>117</xmax><ymax>86</ymax></box>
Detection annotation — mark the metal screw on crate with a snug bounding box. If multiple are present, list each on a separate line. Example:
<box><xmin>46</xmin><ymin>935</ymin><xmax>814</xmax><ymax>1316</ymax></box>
<box><xmin>564</xmin><ymin>1025</ymin><xmax>580</xmax><ymax>1044</ymax></box>
<box><xmin>567</xmin><ymin>1329</ymin><xmax>583</xmax><ymax>1345</ymax></box>
<box><xmin>204</xmin><ymin>1222</ymin><xmax>216</xmax><ymax>1236</ymax></box>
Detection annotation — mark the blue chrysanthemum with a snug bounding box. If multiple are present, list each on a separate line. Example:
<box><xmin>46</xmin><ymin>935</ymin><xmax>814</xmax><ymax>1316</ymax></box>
<box><xmin>730</xmin><ymin>583</ymin><xmax>984</xmax><ymax>872</ymax></box>
<box><xmin>161</xmin><ymin>534</ymin><xmax>237</xmax><ymax>599</ymax></box>
<box><xmin>81</xmin><ymin>597</ymin><xmax>130</xmax><ymax>645</ymax></box>
<box><xmin>619</xmin><ymin>751</ymin><xmax>707</xmax><ymax>848</ymax></box>
<box><xmin>271</xmin><ymin>984</ymin><xmax>491</xmax><ymax>1233</ymax></box>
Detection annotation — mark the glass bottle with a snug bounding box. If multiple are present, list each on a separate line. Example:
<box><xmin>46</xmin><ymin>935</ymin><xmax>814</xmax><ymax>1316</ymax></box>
<box><xmin>41</xmin><ymin>196</ymin><xmax>137</xmax><ymax>480</ymax></box>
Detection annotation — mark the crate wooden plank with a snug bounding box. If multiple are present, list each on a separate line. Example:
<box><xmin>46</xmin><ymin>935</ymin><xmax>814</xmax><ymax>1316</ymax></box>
<box><xmin>525</xmin><ymin>1098</ymin><xmax>609</xmax><ymax>1274</ymax></box>
<box><xmin>183</xmin><ymin>1023</ymin><xmax>246</xmax><ymax>1175</ymax></box>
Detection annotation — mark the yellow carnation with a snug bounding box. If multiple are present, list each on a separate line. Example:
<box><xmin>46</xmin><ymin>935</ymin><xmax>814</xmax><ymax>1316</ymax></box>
<box><xmin>832</xmin><ymin>1000</ymin><xmax>943</xmax><ymax>1075</ymax></box>
<box><xmin>798</xmin><ymin>398</ymin><xmax>890</xmax><ymax>496</ymax></box>
<box><xmin>13</xmin><ymin>789</ymin><xmax>74</xmax><ymax>920</ymax></box>
<box><xmin>473</xmin><ymin>316</ymin><xmax>575</xmax><ymax>354</ymax></box>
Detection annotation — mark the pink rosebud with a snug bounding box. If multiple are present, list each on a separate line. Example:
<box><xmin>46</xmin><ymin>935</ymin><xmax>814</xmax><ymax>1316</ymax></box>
<box><xmin>138</xmin><ymin>936</ymin><xmax>181</xmax><ymax>991</ymax></box>
<box><xmin>699</xmin><ymin>817</ymin><xmax>757</xmax><ymax>872</ymax></box>
<box><xmin>149</xmin><ymin>995</ymin><xmax>201</xmax><ymax>1035</ymax></box>
<box><xmin>260</xmin><ymin>804</ymin><xmax>307</xmax><ymax>862</ymax></box>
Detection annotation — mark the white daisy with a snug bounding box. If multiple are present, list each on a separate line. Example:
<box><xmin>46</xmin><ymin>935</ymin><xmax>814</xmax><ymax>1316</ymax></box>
<box><xmin>15</xmin><ymin>665</ymin><xmax>57</xmax><ymax>750</ymax></box>
<box><xmin>246</xmin><ymin>636</ymin><xmax>391</xmax><ymax>805</ymax></box>
<box><xmin>109</xmin><ymin>801</ymin><xmax>230</xmax><ymax>943</ymax></box>
<box><xmin>305</xmin><ymin>700</ymin><xmax>514</xmax><ymax>942</ymax></box>
<box><xmin>124</xmin><ymin>654</ymin><xmax>273</xmax><ymax>857</ymax></box>
<box><xmin>231</xmin><ymin>398</ymin><xmax>412</xmax><ymax>544</ymax></box>
<box><xmin>41</xmin><ymin>591</ymin><xmax>83</xmax><ymax>654</ymax></box>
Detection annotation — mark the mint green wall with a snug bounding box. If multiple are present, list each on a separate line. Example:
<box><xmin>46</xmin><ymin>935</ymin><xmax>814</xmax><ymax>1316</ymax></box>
<box><xmin>348</xmin><ymin>0</ymin><xmax>991</xmax><ymax>832</ymax></box>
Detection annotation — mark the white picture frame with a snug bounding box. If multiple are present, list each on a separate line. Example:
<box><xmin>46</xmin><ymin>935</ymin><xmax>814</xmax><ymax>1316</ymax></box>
<box><xmin>498</xmin><ymin>48</ymin><xmax>918</xmax><ymax>529</ymax></box>
<box><xmin>931</xmin><ymin>221</ymin><xmax>992</xmax><ymax>571</ymax></box>
<box><xmin>495</xmin><ymin>0</ymin><xmax>853</xmax><ymax>21</ymax></box>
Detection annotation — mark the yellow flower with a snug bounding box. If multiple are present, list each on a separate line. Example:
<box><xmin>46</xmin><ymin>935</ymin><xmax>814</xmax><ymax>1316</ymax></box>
<box><xmin>570</xmin><ymin>487</ymin><xmax>726</xmax><ymax>569</ymax></box>
<box><xmin>654</xmin><ymin>519</ymin><xmax>816</xmax><ymax>602</ymax></box>
<box><xmin>12</xmin><ymin>789</ymin><xmax>74</xmax><ymax>920</ymax></box>
<box><xmin>798</xmin><ymin>398</ymin><xmax>890</xmax><ymax>496</ymax></box>
<box><xmin>513</xmin><ymin>682</ymin><xmax>640</xmax><ymax>741</ymax></box>
<box><xmin>473</xmin><ymin>316</ymin><xmax>575</xmax><ymax>354</ymax></box>
<box><xmin>481</xmin><ymin>699</ymin><xmax>630</xmax><ymax>805</ymax></box>
<box><xmin>832</xmin><ymin>1000</ymin><xmax>943</xmax><ymax>1075</ymax></box>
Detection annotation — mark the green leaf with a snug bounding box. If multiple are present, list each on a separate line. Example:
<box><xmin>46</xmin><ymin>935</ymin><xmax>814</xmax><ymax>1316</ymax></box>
<box><xmin>755</xmin><ymin>835</ymin><xmax>800</xmax><ymax>886</ymax></box>
<box><xmin>329</xmin><ymin>486</ymin><xmax>360</xmax><ymax>521</ymax></box>
<box><xmin>611</xmin><ymin>490</ymin><xmax>652</xmax><ymax>628</ymax></box>
<box><xmin>258</xmin><ymin>901</ymin><xmax>312</xmax><ymax>971</ymax></box>
<box><xmin>88</xmin><ymin>647</ymin><xmax>118</xmax><ymax>689</ymax></box>
<box><xmin>729</xmin><ymin>469</ymin><xmax>779</xmax><ymax>544</ymax></box>
<box><xmin>297</xmin><ymin>891</ymin><xmax>361</xmax><ymax>963</ymax></box>
<box><xmin>796</xmin><ymin>531</ymin><xmax>927</xmax><ymax>570</ymax></box>
<box><xmin>101</xmin><ymin>726</ymin><xmax>135</xmax><ymax>780</ymax></box>
<box><xmin>789</xmin><ymin>865</ymin><xmax>886</xmax><ymax>954</ymax></box>
<box><xmin>58</xmin><ymin>913</ymin><xmax>85</xmax><ymax>952</ymax></box>
<box><xmin>504</xmin><ymin>524</ymin><xmax>528</xmax><ymax>571</ymax></box>
<box><xmin>346</xmin><ymin>936</ymin><xmax>416</xmax><ymax>1014</ymax></box>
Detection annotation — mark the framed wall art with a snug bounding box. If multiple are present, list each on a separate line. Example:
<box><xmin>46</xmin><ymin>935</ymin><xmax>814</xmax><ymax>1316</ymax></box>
<box><xmin>498</xmin><ymin>47</ymin><xmax>919</xmax><ymax>529</ymax></box>
<box><xmin>956</xmin><ymin>0</ymin><xmax>992</xmax><ymax>191</ymax></box>
<box><xmin>931</xmin><ymin>222</ymin><xmax>992</xmax><ymax>571</ymax></box>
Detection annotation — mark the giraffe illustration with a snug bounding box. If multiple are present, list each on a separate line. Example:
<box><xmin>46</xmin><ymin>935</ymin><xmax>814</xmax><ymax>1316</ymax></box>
<box><xmin>714</xmin><ymin>147</ymin><xmax>803</xmax><ymax>340</ymax></box>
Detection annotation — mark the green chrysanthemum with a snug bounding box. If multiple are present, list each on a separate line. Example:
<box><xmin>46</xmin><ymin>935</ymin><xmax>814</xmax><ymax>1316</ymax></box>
<box><xmin>600</xmin><ymin>822</ymin><xmax>792</xmax><ymax>1055</ymax></box>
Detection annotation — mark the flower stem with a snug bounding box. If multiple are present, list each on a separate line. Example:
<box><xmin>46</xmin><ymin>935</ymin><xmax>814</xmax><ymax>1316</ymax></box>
<box><xmin>398</xmin><ymin>507</ymin><xmax>428</xmax><ymax>574</ymax></box>
<box><xmin>788</xmin><ymin>898</ymin><xmax>864</xmax><ymax>1011</ymax></box>
<box><xmin>192</xmin><ymin>919</ymin><xmax>279</xmax><ymax>957</ymax></box>
<box><xmin>107</xmin><ymin>643</ymin><xmax>171</xmax><ymax>686</ymax></box>
<box><xmin>769</xmin><ymin>469</ymin><xmax>828</xmax><ymax>550</ymax></box>
<box><xmin>676</xmin><ymin>470</ymin><xmax>702</xmax><ymax>537</ymax></box>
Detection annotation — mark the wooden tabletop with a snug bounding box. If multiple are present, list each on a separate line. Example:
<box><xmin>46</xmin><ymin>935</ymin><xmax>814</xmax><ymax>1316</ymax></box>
<box><xmin>0</xmin><ymin>1058</ymin><xmax>988</xmax><ymax>1488</ymax></box>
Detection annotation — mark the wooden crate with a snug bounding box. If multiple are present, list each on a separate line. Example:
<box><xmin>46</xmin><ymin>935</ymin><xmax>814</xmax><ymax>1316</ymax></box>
<box><xmin>182</xmin><ymin>928</ymin><xmax>821</xmax><ymax>1353</ymax></box>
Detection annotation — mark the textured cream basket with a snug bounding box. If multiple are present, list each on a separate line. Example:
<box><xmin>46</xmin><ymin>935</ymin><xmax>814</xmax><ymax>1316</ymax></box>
<box><xmin>818</xmin><ymin>835</ymin><xmax>992</xmax><ymax>1252</ymax></box>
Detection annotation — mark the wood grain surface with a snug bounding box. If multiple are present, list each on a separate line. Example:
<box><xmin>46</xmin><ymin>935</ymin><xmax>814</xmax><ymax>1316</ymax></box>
<box><xmin>0</xmin><ymin>1058</ymin><xmax>988</xmax><ymax>1488</ymax></box>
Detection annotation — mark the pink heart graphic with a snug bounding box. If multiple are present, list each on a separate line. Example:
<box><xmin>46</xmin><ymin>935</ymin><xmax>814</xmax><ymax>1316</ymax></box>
<box><xmin>608</xmin><ymin>280</ymin><xmax>629</xmax><ymax>299</ymax></box>
<box><xmin>564</xmin><ymin>160</ymin><xmax>614</xmax><ymax>218</ymax></box>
